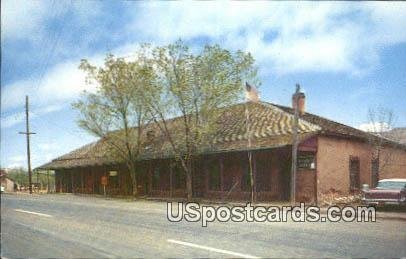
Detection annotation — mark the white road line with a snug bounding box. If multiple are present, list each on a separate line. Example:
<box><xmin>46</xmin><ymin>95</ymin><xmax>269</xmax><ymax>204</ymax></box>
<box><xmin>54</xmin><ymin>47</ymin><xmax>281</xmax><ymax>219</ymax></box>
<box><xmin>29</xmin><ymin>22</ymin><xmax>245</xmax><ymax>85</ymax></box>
<box><xmin>167</xmin><ymin>239</ymin><xmax>259</xmax><ymax>258</ymax></box>
<box><xmin>14</xmin><ymin>209</ymin><xmax>53</xmax><ymax>218</ymax></box>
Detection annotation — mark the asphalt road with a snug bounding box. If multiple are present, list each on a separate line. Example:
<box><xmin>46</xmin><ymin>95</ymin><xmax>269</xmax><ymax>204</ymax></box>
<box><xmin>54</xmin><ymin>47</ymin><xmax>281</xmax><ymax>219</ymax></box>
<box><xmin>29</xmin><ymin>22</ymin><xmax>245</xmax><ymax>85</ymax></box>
<box><xmin>1</xmin><ymin>194</ymin><xmax>405</xmax><ymax>258</ymax></box>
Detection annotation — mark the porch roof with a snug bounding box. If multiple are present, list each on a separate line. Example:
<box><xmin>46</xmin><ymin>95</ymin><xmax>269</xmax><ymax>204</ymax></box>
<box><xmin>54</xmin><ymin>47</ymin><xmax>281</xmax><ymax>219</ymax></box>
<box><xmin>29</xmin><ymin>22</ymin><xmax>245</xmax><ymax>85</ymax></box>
<box><xmin>37</xmin><ymin>102</ymin><xmax>322</xmax><ymax>170</ymax></box>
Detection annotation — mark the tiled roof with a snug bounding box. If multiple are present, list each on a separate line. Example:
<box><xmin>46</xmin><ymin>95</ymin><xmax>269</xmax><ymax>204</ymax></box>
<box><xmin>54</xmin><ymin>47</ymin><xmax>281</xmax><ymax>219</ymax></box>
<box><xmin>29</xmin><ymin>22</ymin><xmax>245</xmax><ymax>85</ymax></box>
<box><xmin>37</xmin><ymin>102</ymin><xmax>321</xmax><ymax>170</ymax></box>
<box><xmin>273</xmin><ymin>103</ymin><xmax>406</xmax><ymax>148</ymax></box>
<box><xmin>272</xmin><ymin>103</ymin><xmax>373</xmax><ymax>139</ymax></box>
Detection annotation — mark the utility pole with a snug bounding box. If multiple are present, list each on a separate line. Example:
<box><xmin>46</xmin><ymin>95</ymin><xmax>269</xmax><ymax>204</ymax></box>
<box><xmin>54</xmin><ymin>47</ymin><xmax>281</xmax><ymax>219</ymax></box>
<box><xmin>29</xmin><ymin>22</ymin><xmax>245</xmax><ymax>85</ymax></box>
<box><xmin>291</xmin><ymin>84</ymin><xmax>300</xmax><ymax>205</ymax></box>
<box><xmin>19</xmin><ymin>95</ymin><xmax>36</xmax><ymax>194</ymax></box>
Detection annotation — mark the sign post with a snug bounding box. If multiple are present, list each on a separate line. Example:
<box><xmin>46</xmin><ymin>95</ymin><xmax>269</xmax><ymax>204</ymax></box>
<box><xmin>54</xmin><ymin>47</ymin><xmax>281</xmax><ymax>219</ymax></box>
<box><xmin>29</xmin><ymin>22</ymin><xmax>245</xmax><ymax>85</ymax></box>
<box><xmin>101</xmin><ymin>176</ymin><xmax>108</xmax><ymax>197</ymax></box>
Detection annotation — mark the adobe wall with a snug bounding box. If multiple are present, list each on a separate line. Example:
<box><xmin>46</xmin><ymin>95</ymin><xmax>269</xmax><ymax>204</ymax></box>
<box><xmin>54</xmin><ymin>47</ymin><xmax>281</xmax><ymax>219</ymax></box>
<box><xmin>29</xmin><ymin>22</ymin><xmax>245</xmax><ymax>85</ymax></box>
<box><xmin>316</xmin><ymin>136</ymin><xmax>373</xmax><ymax>195</ymax></box>
<box><xmin>296</xmin><ymin>170</ymin><xmax>316</xmax><ymax>203</ymax></box>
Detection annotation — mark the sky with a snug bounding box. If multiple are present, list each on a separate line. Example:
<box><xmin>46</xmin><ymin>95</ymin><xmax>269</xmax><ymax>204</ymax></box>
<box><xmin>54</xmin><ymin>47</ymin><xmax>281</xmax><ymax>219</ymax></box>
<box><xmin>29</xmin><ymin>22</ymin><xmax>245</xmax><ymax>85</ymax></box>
<box><xmin>1</xmin><ymin>1</ymin><xmax>406</xmax><ymax>169</ymax></box>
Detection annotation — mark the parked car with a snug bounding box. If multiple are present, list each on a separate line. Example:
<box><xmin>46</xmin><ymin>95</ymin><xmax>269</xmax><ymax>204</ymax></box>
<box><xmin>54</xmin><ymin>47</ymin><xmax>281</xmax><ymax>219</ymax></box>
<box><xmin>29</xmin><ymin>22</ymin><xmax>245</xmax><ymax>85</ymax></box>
<box><xmin>0</xmin><ymin>186</ymin><xmax>4</xmax><ymax>193</ymax></box>
<box><xmin>362</xmin><ymin>179</ymin><xmax>406</xmax><ymax>206</ymax></box>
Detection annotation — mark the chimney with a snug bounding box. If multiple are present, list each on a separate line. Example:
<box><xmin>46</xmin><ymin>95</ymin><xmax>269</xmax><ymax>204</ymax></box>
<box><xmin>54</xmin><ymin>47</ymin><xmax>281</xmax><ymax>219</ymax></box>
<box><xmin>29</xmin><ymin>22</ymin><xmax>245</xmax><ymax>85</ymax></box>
<box><xmin>292</xmin><ymin>85</ymin><xmax>305</xmax><ymax>115</ymax></box>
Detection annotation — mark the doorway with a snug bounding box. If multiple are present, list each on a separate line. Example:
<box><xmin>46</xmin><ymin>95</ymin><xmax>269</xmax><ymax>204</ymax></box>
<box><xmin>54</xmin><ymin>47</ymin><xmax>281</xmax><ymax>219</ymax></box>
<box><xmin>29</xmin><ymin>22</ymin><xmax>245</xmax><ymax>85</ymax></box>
<box><xmin>349</xmin><ymin>156</ymin><xmax>360</xmax><ymax>192</ymax></box>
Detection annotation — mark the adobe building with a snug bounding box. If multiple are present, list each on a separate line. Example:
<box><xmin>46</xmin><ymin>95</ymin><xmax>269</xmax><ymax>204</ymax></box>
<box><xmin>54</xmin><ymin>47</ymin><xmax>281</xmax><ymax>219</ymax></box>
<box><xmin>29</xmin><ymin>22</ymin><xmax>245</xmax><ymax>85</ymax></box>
<box><xmin>37</xmin><ymin>92</ymin><xmax>406</xmax><ymax>203</ymax></box>
<box><xmin>0</xmin><ymin>169</ymin><xmax>18</xmax><ymax>192</ymax></box>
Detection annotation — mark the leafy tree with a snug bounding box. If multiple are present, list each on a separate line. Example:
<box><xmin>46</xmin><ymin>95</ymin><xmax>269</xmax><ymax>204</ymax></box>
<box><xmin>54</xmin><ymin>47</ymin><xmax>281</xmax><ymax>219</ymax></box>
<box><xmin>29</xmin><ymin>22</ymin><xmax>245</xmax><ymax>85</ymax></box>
<box><xmin>6</xmin><ymin>167</ymin><xmax>29</xmax><ymax>186</ymax></box>
<box><xmin>142</xmin><ymin>41</ymin><xmax>259</xmax><ymax>200</ymax></box>
<box><xmin>73</xmin><ymin>54</ymin><xmax>153</xmax><ymax>196</ymax></box>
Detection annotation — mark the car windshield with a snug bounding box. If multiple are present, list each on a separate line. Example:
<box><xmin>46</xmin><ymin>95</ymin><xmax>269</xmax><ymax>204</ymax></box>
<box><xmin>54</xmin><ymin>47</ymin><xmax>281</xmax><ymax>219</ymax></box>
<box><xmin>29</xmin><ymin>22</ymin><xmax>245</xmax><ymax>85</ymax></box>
<box><xmin>376</xmin><ymin>181</ymin><xmax>406</xmax><ymax>190</ymax></box>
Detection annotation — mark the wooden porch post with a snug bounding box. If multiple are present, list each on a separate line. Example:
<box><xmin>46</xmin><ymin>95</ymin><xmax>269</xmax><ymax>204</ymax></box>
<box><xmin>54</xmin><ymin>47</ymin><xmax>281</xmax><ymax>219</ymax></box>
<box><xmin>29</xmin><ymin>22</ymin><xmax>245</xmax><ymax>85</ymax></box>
<box><xmin>105</xmin><ymin>169</ymin><xmax>108</xmax><ymax>195</ymax></box>
<box><xmin>253</xmin><ymin>152</ymin><xmax>257</xmax><ymax>202</ymax></box>
<box><xmin>118</xmin><ymin>166</ymin><xmax>121</xmax><ymax>191</ymax></box>
<box><xmin>81</xmin><ymin>169</ymin><xmax>84</xmax><ymax>193</ymax></box>
<box><xmin>93</xmin><ymin>169</ymin><xmax>96</xmax><ymax>193</ymax></box>
<box><xmin>60</xmin><ymin>170</ymin><xmax>63</xmax><ymax>193</ymax></box>
<box><xmin>204</xmin><ymin>157</ymin><xmax>209</xmax><ymax>193</ymax></box>
<box><xmin>71</xmin><ymin>171</ymin><xmax>74</xmax><ymax>194</ymax></box>
<box><xmin>220</xmin><ymin>155</ymin><xmax>224</xmax><ymax>192</ymax></box>
<box><xmin>47</xmin><ymin>170</ymin><xmax>50</xmax><ymax>193</ymax></box>
<box><xmin>148</xmin><ymin>162</ymin><xmax>153</xmax><ymax>195</ymax></box>
<box><xmin>169</xmin><ymin>162</ymin><xmax>173</xmax><ymax>198</ymax></box>
<box><xmin>64</xmin><ymin>170</ymin><xmax>67</xmax><ymax>192</ymax></box>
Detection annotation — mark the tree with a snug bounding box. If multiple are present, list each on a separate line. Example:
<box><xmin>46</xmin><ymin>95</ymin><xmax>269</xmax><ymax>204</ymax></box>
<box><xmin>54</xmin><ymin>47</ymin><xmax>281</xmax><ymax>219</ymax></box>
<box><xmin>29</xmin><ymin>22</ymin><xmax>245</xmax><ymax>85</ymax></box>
<box><xmin>141</xmin><ymin>41</ymin><xmax>259</xmax><ymax>200</ymax></box>
<box><xmin>366</xmin><ymin>106</ymin><xmax>398</xmax><ymax>186</ymax></box>
<box><xmin>73</xmin><ymin>54</ymin><xmax>153</xmax><ymax>196</ymax></box>
<box><xmin>6</xmin><ymin>167</ymin><xmax>29</xmax><ymax>186</ymax></box>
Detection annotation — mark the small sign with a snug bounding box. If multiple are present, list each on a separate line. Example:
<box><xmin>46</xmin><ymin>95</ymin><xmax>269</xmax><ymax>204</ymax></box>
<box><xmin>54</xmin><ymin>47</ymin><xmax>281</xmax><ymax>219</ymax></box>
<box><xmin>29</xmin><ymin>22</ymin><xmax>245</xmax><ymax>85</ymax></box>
<box><xmin>101</xmin><ymin>176</ymin><xmax>108</xmax><ymax>185</ymax></box>
<box><xmin>109</xmin><ymin>171</ymin><xmax>118</xmax><ymax>177</ymax></box>
<box><xmin>298</xmin><ymin>154</ymin><xmax>315</xmax><ymax>170</ymax></box>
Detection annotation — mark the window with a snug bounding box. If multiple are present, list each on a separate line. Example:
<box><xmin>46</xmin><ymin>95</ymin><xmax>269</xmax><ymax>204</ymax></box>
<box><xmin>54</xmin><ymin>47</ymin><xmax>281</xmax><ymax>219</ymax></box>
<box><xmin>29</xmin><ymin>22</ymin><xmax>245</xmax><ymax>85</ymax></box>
<box><xmin>208</xmin><ymin>159</ymin><xmax>221</xmax><ymax>191</ymax></box>
<box><xmin>152</xmin><ymin>167</ymin><xmax>160</xmax><ymax>190</ymax></box>
<box><xmin>297</xmin><ymin>152</ymin><xmax>316</xmax><ymax>170</ymax></box>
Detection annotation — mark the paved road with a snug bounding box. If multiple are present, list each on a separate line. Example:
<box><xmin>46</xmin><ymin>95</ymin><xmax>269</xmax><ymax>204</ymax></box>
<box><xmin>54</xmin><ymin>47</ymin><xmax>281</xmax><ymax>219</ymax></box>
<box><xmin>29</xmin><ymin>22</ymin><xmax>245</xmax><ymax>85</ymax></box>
<box><xmin>1</xmin><ymin>194</ymin><xmax>405</xmax><ymax>258</ymax></box>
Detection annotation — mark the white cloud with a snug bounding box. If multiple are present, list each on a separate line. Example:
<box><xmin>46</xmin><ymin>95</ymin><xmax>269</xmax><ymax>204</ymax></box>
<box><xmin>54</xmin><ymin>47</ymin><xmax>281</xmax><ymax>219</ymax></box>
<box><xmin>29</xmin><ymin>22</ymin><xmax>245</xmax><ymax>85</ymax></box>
<box><xmin>1</xmin><ymin>60</ymin><xmax>94</xmax><ymax>111</ymax></box>
<box><xmin>128</xmin><ymin>2</ymin><xmax>406</xmax><ymax>75</ymax></box>
<box><xmin>1</xmin><ymin>45</ymin><xmax>132</xmax><ymax>127</ymax></box>
<box><xmin>358</xmin><ymin>122</ymin><xmax>391</xmax><ymax>133</ymax></box>
<box><xmin>2</xmin><ymin>1</ymin><xmax>406</xmax><ymax>128</ymax></box>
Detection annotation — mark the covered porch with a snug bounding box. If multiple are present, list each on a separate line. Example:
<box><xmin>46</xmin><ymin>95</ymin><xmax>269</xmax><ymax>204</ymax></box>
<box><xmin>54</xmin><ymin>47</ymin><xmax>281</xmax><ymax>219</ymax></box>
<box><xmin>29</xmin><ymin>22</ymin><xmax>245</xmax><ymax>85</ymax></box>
<box><xmin>54</xmin><ymin>137</ymin><xmax>318</xmax><ymax>202</ymax></box>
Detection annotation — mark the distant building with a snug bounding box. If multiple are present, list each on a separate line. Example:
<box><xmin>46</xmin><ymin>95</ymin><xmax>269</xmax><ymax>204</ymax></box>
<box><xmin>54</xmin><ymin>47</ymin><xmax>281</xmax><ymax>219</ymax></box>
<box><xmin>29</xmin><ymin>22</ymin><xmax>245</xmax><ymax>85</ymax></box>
<box><xmin>37</xmin><ymin>91</ymin><xmax>406</xmax><ymax>203</ymax></box>
<box><xmin>0</xmin><ymin>169</ymin><xmax>18</xmax><ymax>192</ymax></box>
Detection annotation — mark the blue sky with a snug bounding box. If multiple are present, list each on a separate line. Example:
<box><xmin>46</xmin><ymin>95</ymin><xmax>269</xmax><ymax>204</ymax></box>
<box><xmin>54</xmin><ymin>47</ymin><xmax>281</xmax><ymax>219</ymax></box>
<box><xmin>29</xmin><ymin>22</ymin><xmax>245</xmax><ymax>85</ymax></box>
<box><xmin>1</xmin><ymin>1</ymin><xmax>406</xmax><ymax>169</ymax></box>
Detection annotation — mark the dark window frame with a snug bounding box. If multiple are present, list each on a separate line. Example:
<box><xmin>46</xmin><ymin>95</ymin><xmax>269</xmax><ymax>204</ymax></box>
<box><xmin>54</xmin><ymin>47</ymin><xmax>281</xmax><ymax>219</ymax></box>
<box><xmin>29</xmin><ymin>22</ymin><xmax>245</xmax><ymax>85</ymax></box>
<box><xmin>297</xmin><ymin>152</ymin><xmax>316</xmax><ymax>170</ymax></box>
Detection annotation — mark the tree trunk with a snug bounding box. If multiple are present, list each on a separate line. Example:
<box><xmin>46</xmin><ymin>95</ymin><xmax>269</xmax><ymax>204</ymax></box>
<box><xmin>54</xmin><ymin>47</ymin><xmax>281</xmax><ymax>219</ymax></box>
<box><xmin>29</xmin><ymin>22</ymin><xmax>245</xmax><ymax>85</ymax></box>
<box><xmin>128</xmin><ymin>163</ymin><xmax>138</xmax><ymax>197</ymax></box>
<box><xmin>186</xmin><ymin>159</ymin><xmax>193</xmax><ymax>201</ymax></box>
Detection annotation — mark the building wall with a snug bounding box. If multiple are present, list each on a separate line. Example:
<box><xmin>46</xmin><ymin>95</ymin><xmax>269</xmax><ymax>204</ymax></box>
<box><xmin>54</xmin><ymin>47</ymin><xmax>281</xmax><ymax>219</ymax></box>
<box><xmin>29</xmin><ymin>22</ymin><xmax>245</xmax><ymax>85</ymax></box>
<box><xmin>55</xmin><ymin>165</ymin><xmax>133</xmax><ymax>195</ymax></box>
<box><xmin>1</xmin><ymin>178</ymin><xmax>15</xmax><ymax>192</ymax></box>
<box><xmin>144</xmin><ymin>148</ymin><xmax>296</xmax><ymax>202</ymax></box>
<box><xmin>317</xmin><ymin>136</ymin><xmax>373</xmax><ymax>195</ymax></box>
<box><xmin>296</xmin><ymin>170</ymin><xmax>316</xmax><ymax>203</ymax></box>
<box><xmin>316</xmin><ymin>135</ymin><xmax>406</xmax><ymax>197</ymax></box>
